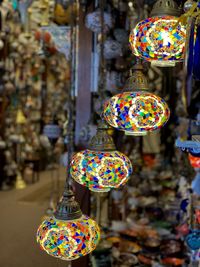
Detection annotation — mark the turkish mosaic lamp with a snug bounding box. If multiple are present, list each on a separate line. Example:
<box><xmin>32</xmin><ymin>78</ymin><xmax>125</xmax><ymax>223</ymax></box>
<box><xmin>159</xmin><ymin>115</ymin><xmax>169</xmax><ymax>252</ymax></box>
<box><xmin>103</xmin><ymin>62</ymin><xmax>170</xmax><ymax>136</ymax></box>
<box><xmin>37</xmin><ymin>190</ymin><xmax>100</xmax><ymax>260</ymax></box>
<box><xmin>129</xmin><ymin>0</ymin><xmax>187</xmax><ymax>67</ymax></box>
<box><xmin>70</xmin><ymin>120</ymin><xmax>132</xmax><ymax>192</ymax></box>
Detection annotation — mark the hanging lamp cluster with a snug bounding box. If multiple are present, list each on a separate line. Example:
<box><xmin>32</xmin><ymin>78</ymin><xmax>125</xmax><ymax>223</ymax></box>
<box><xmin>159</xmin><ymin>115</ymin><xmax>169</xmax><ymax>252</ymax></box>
<box><xmin>36</xmin><ymin>0</ymin><xmax>190</xmax><ymax>262</ymax></box>
<box><xmin>129</xmin><ymin>0</ymin><xmax>187</xmax><ymax>67</ymax></box>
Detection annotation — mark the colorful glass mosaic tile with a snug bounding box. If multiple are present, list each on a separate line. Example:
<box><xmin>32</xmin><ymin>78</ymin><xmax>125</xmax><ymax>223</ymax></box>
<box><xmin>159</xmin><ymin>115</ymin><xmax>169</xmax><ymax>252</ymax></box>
<box><xmin>103</xmin><ymin>92</ymin><xmax>170</xmax><ymax>134</ymax></box>
<box><xmin>129</xmin><ymin>16</ymin><xmax>186</xmax><ymax>64</ymax></box>
<box><xmin>37</xmin><ymin>215</ymin><xmax>100</xmax><ymax>260</ymax></box>
<box><xmin>70</xmin><ymin>150</ymin><xmax>132</xmax><ymax>192</ymax></box>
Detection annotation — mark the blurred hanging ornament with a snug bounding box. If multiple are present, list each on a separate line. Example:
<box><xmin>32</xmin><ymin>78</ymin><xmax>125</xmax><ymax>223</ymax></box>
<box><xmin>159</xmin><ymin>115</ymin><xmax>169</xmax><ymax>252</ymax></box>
<box><xmin>103</xmin><ymin>62</ymin><xmax>170</xmax><ymax>136</ymax></box>
<box><xmin>103</xmin><ymin>39</ymin><xmax>122</xmax><ymax>59</ymax></box>
<box><xmin>16</xmin><ymin>109</ymin><xmax>26</xmax><ymax>124</ymax></box>
<box><xmin>79</xmin><ymin>123</ymin><xmax>96</xmax><ymax>144</ymax></box>
<box><xmin>54</xmin><ymin>0</ymin><xmax>77</xmax><ymax>25</ymax></box>
<box><xmin>106</xmin><ymin>71</ymin><xmax>123</xmax><ymax>93</ymax></box>
<box><xmin>54</xmin><ymin>0</ymin><xmax>70</xmax><ymax>25</ymax></box>
<box><xmin>129</xmin><ymin>0</ymin><xmax>187</xmax><ymax>67</ymax></box>
<box><xmin>184</xmin><ymin>0</ymin><xmax>195</xmax><ymax>13</ymax></box>
<box><xmin>189</xmin><ymin>154</ymin><xmax>200</xmax><ymax>168</ymax></box>
<box><xmin>85</xmin><ymin>9</ymin><xmax>113</xmax><ymax>33</ymax></box>
<box><xmin>186</xmin><ymin>230</ymin><xmax>200</xmax><ymax>250</ymax></box>
<box><xmin>37</xmin><ymin>190</ymin><xmax>100</xmax><ymax>260</ymax></box>
<box><xmin>43</xmin><ymin>123</ymin><xmax>61</xmax><ymax>140</ymax></box>
<box><xmin>70</xmin><ymin>120</ymin><xmax>132</xmax><ymax>192</ymax></box>
<box><xmin>15</xmin><ymin>172</ymin><xmax>26</xmax><ymax>189</ymax></box>
<box><xmin>114</xmin><ymin>28</ymin><xmax>128</xmax><ymax>44</ymax></box>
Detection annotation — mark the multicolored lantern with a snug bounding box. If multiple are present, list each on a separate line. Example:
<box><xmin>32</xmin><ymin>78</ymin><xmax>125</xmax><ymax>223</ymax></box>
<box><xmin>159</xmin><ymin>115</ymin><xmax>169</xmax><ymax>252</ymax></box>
<box><xmin>129</xmin><ymin>0</ymin><xmax>187</xmax><ymax>67</ymax></box>
<box><xmin>70</xmin><ymin>121</ymin><xmax>132</xmax><ymax>192</ymax></box>
<box><xmin>37</xmin><ymin>190</ymin><xmax>100</xmax><ymax>260</ymax></box>
<box><xmin>103</xmin><ymin>63</ymin><xmax>170</xmax><ymax>135</ymax></box>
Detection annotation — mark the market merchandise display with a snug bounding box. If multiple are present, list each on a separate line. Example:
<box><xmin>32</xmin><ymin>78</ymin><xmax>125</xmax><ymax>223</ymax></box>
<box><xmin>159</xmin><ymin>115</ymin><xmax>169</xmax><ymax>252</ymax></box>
<box><xmin>0</xmin><ymin>0</ymin><xmax>200</xmax><ymax>267</ymax></box>
<box><xmin>0</xmin><ymin>1</ymin><xmax>70</xmax><ymax>189</ymax></box>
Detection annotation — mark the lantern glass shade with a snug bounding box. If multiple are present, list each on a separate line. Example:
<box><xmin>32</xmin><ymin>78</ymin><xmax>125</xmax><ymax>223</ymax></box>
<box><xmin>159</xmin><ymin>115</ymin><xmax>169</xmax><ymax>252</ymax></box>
<box><xmin>129</xmin><ymin>16</ymin><xmax>186</xmax><ymax>66</ymax></box>
<box><xmin>70</xmin><ymin>149</ymin><xmax>132</xmax><ymax>192</ymax></box>
<box><xmin>36</xmin><ymin>215</ymin><xmax>100</xmax><ymax>260</ymax></box>
<box><xmin>103</xmin><ymin>91</ymin><xmax>170</xmax><ymax>135</ymax></box>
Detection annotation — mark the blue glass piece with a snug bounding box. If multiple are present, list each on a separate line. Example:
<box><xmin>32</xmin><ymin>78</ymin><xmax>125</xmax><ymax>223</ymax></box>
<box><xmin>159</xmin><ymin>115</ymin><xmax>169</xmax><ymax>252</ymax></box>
<box><xmin>192</xmin><ymin>173</ymin><xmax>200</xmax><ymax>196</ymax></box>
<box><xmin>180</xmin><ymin>199</ymin><xmax>189</xmax><ymax>212</ymax></box>
<box><xmin>187</xmin><ymin>19</ymin><xmax>195</xmax><ymax>77</ymax></box>
<box><xmin>193</xmin><ymin>24</ymin><xmax>200</xmax><ymax>80</ymax></box>
<box><xmin>186</xmin><ymin>230</ymin><xmax>200</xmax><ymax>250</ymax></box>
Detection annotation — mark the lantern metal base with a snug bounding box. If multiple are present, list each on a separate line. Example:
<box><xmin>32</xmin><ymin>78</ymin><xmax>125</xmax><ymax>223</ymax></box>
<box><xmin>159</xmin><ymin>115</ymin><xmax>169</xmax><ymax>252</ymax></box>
<box><xmin>125</xmin><ymin>131</ymin><xmax>147</xmax><ymax>136</ymax></box>
<box><xmin>151</xmin><ymin>60</ymin><xmax>176</xmax><ymax>67</ymax></box>
<box><xmin>90</xmin><ymin>188</ymin><xmax>110</xmax><ymax>193</ymax></box>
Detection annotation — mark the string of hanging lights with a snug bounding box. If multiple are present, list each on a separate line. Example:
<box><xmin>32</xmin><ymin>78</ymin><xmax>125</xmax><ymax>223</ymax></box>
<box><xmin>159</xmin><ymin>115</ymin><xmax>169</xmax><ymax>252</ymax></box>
<box><xmin>36</xmin><ymin>1</ymin><xmax>100</xmax><ymax>261</ymax></box>
<box><xmin>70</xmin><ymin>0</ymin><xmax>133</xmax><ymax>192</ymax></box>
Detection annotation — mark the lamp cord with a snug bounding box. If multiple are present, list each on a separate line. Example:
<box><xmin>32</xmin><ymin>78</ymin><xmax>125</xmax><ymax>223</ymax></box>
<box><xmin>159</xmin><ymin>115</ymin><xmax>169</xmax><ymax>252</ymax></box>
<box><xmin>99</xmin><ymin>0</ymin><xmax>106</xmax><ymax>112</ymax></box>
<box><xmin>63</xmin><ymin>0</ymin><xmax>77</xmax><ymax>192</ymax></box>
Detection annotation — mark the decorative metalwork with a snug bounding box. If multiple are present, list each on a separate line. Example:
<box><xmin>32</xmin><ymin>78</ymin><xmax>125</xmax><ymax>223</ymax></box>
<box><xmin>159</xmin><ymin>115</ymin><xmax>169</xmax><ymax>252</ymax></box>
<box><xmin>89</xmin><ymin>120</ymin><xmax>116</xmax><ymax>151</ymax></box>
<box><xmin>54</xmin><ymin>190</ymin><xmax>82</xmax><ymax>221</ymax></box>
<box><xmin>123</xmin><ymin>63</ymin><xmax>149</xmax><ymax>92</ymax></box>
<box><xmin>151</xmin><ymin>0</ymin><xmax>181</xmax><ymax>17</ymax></box>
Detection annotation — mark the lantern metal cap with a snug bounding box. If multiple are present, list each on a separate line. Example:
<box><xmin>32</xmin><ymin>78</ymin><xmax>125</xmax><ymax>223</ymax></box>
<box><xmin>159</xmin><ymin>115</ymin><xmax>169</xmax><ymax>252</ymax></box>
<box><xmin>123</xmin><ymin>62</ymin><xmax>149</xmax><ymax>92</ymax></box>
<box><xmin>54</xmin><ymin>189</ymin><xmax>83</xmax><ymax>221</ymax></box>
<box><xmin>151</xmin><ymin>0</ymin><xmax>181</xmax><ymax>17</ymax></box>
<box><xmin>89</xmin><ymin>120</ymin><xmax>116</xmax><ymax>151</ymax></box>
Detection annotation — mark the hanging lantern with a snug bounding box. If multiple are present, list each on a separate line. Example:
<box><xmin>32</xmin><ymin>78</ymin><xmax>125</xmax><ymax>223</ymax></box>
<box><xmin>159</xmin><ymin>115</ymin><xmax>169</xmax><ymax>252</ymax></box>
<box><xmin>37</xmin><ymin>190</ymin><xmax>100</xmax><ymax>260</ymax></box>
<box><xmin>103</xmin><ymin>39</ymin><xmax>122</xmax><ymax>59</ymax></box>
<box><xmin>70</xmin><ymin>121</ymin><xmax>132</xmax><ymax>192</ymax></box>
<box><xmin>186</xmin><ymin>230</ymin><xmax>200</xmax><ymax>250</ymax></box>
<box><xmin>54</xmin><ymin>0</ymin><xmax>77</xmax><ymax>25</ymax></box>
<box><xmin>85</xmin><ymin>9</ymin><xmax>113</xmax><ymax>33</ymax></box>
<box><xmin>129</xmin><ymin>0</ymin><xmax>187</xmax><ymax>67</ymax></box>
<box><xmin>103</xmin><ymin>63</ymin><xmax>170</xmax><ymax>136</ymax></box>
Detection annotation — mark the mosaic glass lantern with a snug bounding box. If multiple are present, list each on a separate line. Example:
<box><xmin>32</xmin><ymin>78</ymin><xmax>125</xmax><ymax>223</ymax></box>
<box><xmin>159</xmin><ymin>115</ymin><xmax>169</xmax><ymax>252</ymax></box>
<box><xmin>103</xmin><ymin>63</ymin><xmax>170</xmax><ymax>136</ymax></box>
<box><xmin>70</xmin><ymin>121</ymin><xmax>132</xmax><ymax>192</ymax></box>
<box><xmin>129</xmin><ymin>0</ymin><xmax>187</xmax><ymax>67</ymax></box>
<box><xmin>37</xmin><ymin>190</ymin><xmax>100</xmax><ymax>260</ymax></box>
